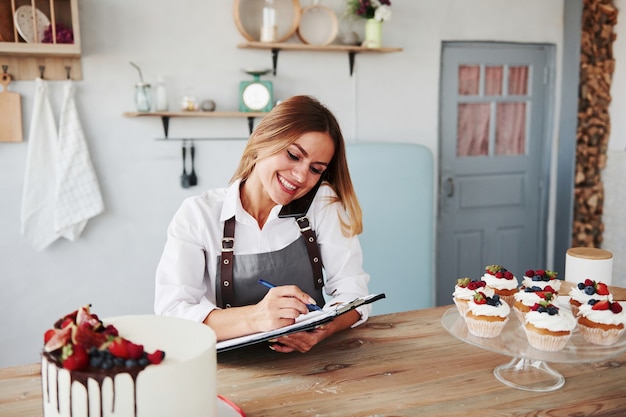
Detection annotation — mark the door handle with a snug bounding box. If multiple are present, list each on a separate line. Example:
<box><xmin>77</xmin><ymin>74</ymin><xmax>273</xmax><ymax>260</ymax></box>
<box><xmin>445</xmin><ymin>177</ymin><xmax>454</xmax><ymax>197</ymax></box>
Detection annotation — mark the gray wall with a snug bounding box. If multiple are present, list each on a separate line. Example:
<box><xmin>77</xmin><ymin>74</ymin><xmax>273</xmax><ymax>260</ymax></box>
<box><xmin>0</xmin><ymin>0</ymin><xmax>572</xmax><ymax>367</ymax></box>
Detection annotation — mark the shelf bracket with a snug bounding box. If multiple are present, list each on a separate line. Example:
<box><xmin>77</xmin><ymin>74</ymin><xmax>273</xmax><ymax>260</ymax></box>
<box><xmin>348</xmin><ymin>52</ymin><xmax>357</xmax><ymax>76</ymax></box>
<box><xmin>161</xmin><ymin>116</ymin><xmax>170</xmax><ymax>138</ymax></box>
<box><xmin>271</xmin><ymin>48</ymin><xmax>279</xmax><ymax>76</ymax></box>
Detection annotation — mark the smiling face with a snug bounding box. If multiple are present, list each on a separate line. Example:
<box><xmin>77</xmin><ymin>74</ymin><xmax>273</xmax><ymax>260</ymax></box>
<box><xmin>244</xmin><ymin>132</ymin><xmax>335</xmax><ymax>215</ymax></box>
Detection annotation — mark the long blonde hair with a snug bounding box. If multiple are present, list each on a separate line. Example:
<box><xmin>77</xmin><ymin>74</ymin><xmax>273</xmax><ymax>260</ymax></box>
<box><xmin>231</xmin><ymin>95</ymin><xmax>363</xmax><ymax>236</ymax></box>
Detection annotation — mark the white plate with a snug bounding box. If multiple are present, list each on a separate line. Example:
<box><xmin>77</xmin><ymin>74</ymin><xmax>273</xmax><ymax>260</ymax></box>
<box><xmin>218</xmin><ymin>395</ymin><xmax>245</xmax><ymax>417</ymax></box>
<box><xmin>14</xmin><ymin>5</ymin><xmax>50</xmax><ymax>43</ymax></box>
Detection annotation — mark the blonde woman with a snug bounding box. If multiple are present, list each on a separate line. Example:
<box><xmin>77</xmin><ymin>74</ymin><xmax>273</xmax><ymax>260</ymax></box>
<box><xmin>155</xmin><ymin>95</ymin><xmax>370</xmax><ymax>353</ymax></box>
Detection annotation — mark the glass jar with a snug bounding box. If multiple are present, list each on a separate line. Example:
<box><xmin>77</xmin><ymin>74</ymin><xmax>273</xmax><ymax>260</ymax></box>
<box><xmin>135</xmin><ymin>83</ymin><xmax>152</xmax><ymax>112</ymax></box>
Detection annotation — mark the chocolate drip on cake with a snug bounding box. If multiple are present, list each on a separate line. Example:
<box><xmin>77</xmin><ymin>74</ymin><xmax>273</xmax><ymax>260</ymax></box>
<box><xmin>43</xmin><ymin>352</ymin><xmax>145</xmax><ymax>417</ymax></box>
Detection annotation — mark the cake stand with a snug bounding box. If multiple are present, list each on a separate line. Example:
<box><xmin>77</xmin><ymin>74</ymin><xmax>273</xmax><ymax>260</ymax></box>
<box><xmin>441</xmin><ymin>306</ymin><xmax>626</xmax><ymax>392</ymax></box>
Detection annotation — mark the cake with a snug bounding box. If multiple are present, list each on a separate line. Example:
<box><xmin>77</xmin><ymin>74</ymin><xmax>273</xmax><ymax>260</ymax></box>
<box><xmin>512</xmin><ymin>285</ymin><xmax>557</xmax><ymax>322</ymax></box>
<box><xmin>452</xmin><ymin>277</ymin><xmax>494</xmax><ymax>316</ymax></box>
<box><xmin>523</xmin><ymin>301</ymin><xmax>576</xmax><ymax>351</ymax></box>
<box><xmin>41</xmin><ymin>305</ymin><xmax>217</xmax><ymax>417</ymax></box>
<box><xmin>464</xmin><ymin>292</ymin><xmax>510</xmax><ymax>338</ymax></box>
<box><xmin>481</xmin><ymin>264</ymin><xmax>519</xmax><ymax>306</ymax></box>
<box><xmin>520</xmin><ymin>269</ymin><xmax>561</xmax><ymax>294</ymax></box>
<box><xmin>577</xmin><ymin>300</ymin><xmax>626</xmax><ymax>345</ymax></box>
<box><xmin>568</xmin><ymin>279</ymin><xmax>612</xmax><ymax>316</ymax></box>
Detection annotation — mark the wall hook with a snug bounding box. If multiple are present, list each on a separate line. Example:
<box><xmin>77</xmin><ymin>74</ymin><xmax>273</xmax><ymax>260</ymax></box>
<box><xmin>65</xmin><ymin>66</ymin><xmax>71</xmax><ymax>80</ymax></box>
<box><xmin>39</xmin><ymin>65</ymin><xmax>45</xmax><ymax>79</ymax></box>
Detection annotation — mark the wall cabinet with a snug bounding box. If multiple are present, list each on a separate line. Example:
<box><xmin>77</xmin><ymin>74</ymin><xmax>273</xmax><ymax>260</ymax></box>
<box><xmin>0</xmin><ymin>0</ymin><xmax>81</xmax><ymax>80</ymax></box>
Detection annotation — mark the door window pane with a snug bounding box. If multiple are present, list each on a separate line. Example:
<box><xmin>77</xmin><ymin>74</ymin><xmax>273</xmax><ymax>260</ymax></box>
<box><xmin>485</xmin><ymin>66</ymin><xmax>503</xmax><ymax>96</ymax></box>
<box><xmin>458</xmin><ymin>65</ymin><xmax>480</xmax><ymax>95</ymax></box>
<box><xmin>508</xmin><ymin>66</ymin><xmax>529</xmax><ymax>95</ymax></box>
<box><xmin>495</xmin><ymin>102</ymin><xmax>526</xmax><ymax>155</ymax></box>
<box><xmin>457</xmin><ymin>103</ymin><xmax>490</xmax><ymax>156</ymax></box>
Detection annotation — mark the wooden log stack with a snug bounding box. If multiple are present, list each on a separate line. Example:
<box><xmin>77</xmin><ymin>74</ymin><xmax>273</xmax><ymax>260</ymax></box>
<box><xmin>574</xmin><ymin>0</ymin><xmax>617</xmax><ymax>247</ymax></box>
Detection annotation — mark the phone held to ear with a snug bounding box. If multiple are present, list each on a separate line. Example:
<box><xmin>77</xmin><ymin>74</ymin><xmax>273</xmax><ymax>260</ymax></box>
<box><xmin>278</xmin><ymin>178</ymin><xmax>323</xmax><ymax>218</ymax></box>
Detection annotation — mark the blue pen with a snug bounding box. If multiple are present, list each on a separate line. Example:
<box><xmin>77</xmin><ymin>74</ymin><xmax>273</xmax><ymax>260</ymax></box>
<box><xmin>258</xmin><ymin>279</ymin><xmax>322</xmax><ymax>312</ymax></box>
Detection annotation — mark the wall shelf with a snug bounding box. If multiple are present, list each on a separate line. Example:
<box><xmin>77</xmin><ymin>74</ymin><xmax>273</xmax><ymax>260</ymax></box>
<box><xmin>237</xmin><ymin>41</ymin><xmax>403</xmax><ymax>76</ymax></box>
<box><xmin>123</xmin><ymin>111</ymin><xmax>268</xmax><ymax>138</ymax></box>
<box><xmin>0</xmin><ymin>0</ymin><xmax>82</xmax><ymax>80</ymax></box>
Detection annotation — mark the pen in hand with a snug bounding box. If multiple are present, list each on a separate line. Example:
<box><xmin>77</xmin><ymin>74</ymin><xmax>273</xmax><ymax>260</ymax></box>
<box><xmin>258</xmin><ymin>279</ymin><xmax>322</xmax><ymax>312</ymax></box>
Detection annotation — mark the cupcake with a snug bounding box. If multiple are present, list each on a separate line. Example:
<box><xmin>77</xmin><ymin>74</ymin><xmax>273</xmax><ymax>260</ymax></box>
<box><xmin>577</xmin><ymin>300</ymin><xmax>625</xmax><ymax>345</ymax></box>
<box><xmin>481</xmin><ymin>265</ymin><xmax>519</xmax><ymax>307</ymax></box>
<box><xmin>523</xmin><ymin>301</ymin><xmax>576</xmax><ymax>351</ymax></box>
<box><xmin>453</xmin><ymin>277</ymin><xmax>494</xmax><ymax>316</ymax></box>
<box><xmin>513</xmin><ymin>285</ymin><xmax>557</xmax><ymax>322</ymax></box>
<box><xmin>464</xmin><ymin>292</ymin><xmax>510</xmax><ymax>338</ymax></box>
<box><xmin>568</xmin><ymin>279</ymin><xmax>611</xmax><ymax>316</ymax></box>
<box><xmin>520</xmin><ymin>269</ymin><xmax>561</xmax><ymax>294</ymax></box>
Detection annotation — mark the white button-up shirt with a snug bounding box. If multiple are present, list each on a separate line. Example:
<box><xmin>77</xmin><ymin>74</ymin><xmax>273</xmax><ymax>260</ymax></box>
<box><xmin>155</xmin><ymin>180</ymin><xmax>371</xmax><ymax>326</ymax></box>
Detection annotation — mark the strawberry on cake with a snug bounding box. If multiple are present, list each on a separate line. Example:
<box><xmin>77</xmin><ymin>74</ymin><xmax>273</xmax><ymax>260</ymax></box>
<box><xmin>481</xmin><ymin>264</ymin><xmax>519</xmax><ymax>307</ymax></box>
<box><xmin>452</xmin><ymin>277</ymin><xmax>494</xmax><ymax>316</ymax></box>
<box><xmin>568</xmin><ymin>279</ymin><xmax>612</xmax><ymax>316</ymax></box>
<box><xmin>513</xmin><ymin>285</ymin><xmax>557</xmax><ymax>322</ymax></box>
<box><xmin>520</xmin><ymin>269</ymin><xmax>561</xmax><ymax>294</ymax></box>
<box><xmin>577</xmin><ymin>299</ymin><xmax>626</xmax><ymax>345</ymax></box>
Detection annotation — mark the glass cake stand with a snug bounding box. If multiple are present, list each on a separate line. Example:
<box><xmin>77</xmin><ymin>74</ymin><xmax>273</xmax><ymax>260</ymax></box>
<box><xmin>441</xmin><ymin>305</ymin><xmax>626</xmax><ymax>392</ymax></box>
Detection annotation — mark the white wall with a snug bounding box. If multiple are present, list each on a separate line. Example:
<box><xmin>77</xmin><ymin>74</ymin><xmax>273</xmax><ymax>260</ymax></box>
<box><xmin>0</xmin><ymin>0</ymin><xmax>566</xmax><ymax>367</ymax></box>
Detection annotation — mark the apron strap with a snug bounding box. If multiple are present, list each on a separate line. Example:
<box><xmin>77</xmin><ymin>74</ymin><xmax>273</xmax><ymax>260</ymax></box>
<box><xmin>296</xmin><ymin>216</ymin><xmax>324</xmax><ymax>289</ymax></box>
<box><xmin>219</xmin><ymin>216</ymin><xmax>236</xmax><ymax>308</ymax></box>
<box><xmin>218</xmin><ymin>215</ymin><xmax>324</xmax><ymax>308</ymax></box>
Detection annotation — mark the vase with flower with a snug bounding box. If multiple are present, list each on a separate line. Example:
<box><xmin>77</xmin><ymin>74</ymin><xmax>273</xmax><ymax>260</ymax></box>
<box><xmin>345</xmin><ymin>0</ymin><xmax>392</xmax><ymax>48</ymax></box>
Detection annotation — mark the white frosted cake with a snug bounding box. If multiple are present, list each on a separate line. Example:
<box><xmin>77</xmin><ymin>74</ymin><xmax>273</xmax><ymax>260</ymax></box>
<box><xmin>41</xmin><ymin>308</ymin><xmax>217</xmax><ymax>417</ymax></box>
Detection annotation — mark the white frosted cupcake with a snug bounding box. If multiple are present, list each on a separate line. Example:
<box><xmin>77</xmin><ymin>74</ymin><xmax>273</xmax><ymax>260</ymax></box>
<box><xmin>520</xmin><ymin>269</ymin><xmax>561</xmax><ymax>294</ymax></box>
<box><xmin>513</xmin><ymin>285</ymin><xmax>557</xmax><ymax>322</ymax></box>
<box><xmin>568</xmin><ymin>279</ymin><xmax>612</xmax><ymax>316</ymax></box>
<box><xmin>577</xmin><ymin>300</ymin><xmax>626</xmax><ymax>345</ymax></box>
<box><xmin>464</xmin><ymin>292</ymin><xmax>510</xmax><ymax>338</ymax></box>
<box><xmin>481</xmin><ymin>265</ymin><xmax>519</xmax><ymax>307</ymax></box>
<box><xmin>453</xmin><ymin>277</ymin><xmax>494</xmax><ymax>317</ymax></box>
<box><xmin>523</xmin><ymin>301</ymin><xmax>577</xmax><ymax>351</ymax></box>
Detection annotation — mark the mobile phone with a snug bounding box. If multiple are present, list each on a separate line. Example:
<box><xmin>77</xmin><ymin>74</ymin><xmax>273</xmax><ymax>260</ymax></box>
<box><xmin>278</xmin><ymin>177</ymin><xmax>324</xmax><ymax>218</ymax></box>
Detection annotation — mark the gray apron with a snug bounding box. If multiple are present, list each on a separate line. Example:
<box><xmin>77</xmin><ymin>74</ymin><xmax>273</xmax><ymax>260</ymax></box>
<box><xmin>215</xmin><ymin>216</ymin><xmax>324</xmax><ymax>308</ymax></box>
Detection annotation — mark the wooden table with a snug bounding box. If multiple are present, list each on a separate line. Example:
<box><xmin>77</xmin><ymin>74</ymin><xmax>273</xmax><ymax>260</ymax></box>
<box><xmin>2</xmin><ymin>283</ymin><xmax>626</xmax><ymax>417</ymax></box>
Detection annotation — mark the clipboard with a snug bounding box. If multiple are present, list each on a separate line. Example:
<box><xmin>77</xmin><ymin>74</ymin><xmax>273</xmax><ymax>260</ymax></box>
<box><xmin>216</xmin><ymin>293</ymin><xmax>386</xmax><ymax>353</ymax></box>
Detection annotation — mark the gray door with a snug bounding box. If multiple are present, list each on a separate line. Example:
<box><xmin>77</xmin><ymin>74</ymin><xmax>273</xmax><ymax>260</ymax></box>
<box><xmin>436</xmin><ymin>42</ymin><xmax>552</xmax><ymax>306</ymax></box>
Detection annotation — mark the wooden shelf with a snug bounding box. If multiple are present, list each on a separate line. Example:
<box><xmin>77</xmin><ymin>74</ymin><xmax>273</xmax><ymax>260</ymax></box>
<box><xmin>237</xmin><ymin>41</ymin><xmax>403</xmax><ymax>76</ymax></box>
<box><xmin>0</xmin><ymin>0</ymin><xmax>81</xmax><ymax>80</ymax></box>
<box><xmin>123</xmin><ymin>111</ymin><xmax>269</xmax><ymax>138</ymax></box>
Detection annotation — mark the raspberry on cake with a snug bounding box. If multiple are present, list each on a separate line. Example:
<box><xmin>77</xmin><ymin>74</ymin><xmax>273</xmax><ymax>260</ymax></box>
<box><xmin>41</xmin><ymin>305</ymin><xmax>218</xmax><ymax>417</ymax></box>
<box><xmin>568</xmin><ymin>279</ymin><xmax>612</xmax><ymax>316</ymax></box>
<box><xmin>452</xmin><ymin>277</ymin><xmax>494</xmax><ymax>316</ymax></box>
<box><xmin>481</xmin><ymin>264</ymin><xmax>519</xmax><ymax>307</ymax></box>
<box><xmin>576</xmin><ymin>299</ymin><xmax>626</xmax><ymax>345</ymax></box>
<box><xmin>520</xmin><ymin>269</ymin><xmax>561</xmax><ymax>293</ymax></box>
<box><xmin>523</xmin><ymin>300</ymin><xmax>576</xmax><ymax>351</ymax></box>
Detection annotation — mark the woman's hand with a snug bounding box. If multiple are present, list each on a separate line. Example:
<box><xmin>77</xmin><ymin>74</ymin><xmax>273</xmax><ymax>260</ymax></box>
<box><xmin>248</xmin><ymin>285</ymin><xmax>317</xmax><ymax>332</ymax></box>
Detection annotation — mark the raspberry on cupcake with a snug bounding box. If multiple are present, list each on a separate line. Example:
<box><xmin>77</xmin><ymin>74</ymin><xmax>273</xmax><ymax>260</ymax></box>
<box><xmin>453</xmin><ymin>277</ymin><xmax>494</xmax><ymax>316</ymax></box>
<box><xmin>481</xmin><ymin>264</ymin><xmax>519</xmax><ymax>307</ymax></box>
<box><xmin>568</xmin><ymin>279</ymin><xmax>612</xmax><ymax>316</ymax></box>
<box><xmin>513</xmin><ymin>285</ymin><xmax>557</xmax><ymax>322</ymax></box>
<box><xmin>523</xmin><ymin>300</ymin><xmax>576</xmax><ymax>351</ymax></box>
<box><xmin>464</xmin><ymin>291</ymin><xmax>510</xmax><ymax>338</ymax></box>
<box><xmin>577</xmin><ymin>299</ymin><xmax>625</xmax><ymax>346</ymax></box>
<box><xmin>520</xmin><ymin>269</ymin><xmax>561</xmax><ymax>294</ymax></box>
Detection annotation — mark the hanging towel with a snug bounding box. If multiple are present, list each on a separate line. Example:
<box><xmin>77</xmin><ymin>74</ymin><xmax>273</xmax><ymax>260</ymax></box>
<box><xmin>55</xmin><ymin>80</ymin><xmax>104</xmax><ymax>241</ymax></box>
<box><xmin>20</xmin><ymin>78</ymin><xmax>60</xmax><ymax>251</ymax></box>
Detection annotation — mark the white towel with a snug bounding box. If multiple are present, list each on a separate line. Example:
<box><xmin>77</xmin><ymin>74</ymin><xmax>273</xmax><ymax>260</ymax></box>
<box><xmin>55</xmin><ymin>80</ymin><xmax>104</xmax><ymax>241</ymax></box>
<box><xmin>20</xmin><ymin>78</ymin><xmax>60</xmax><ymax>251</ymax></box>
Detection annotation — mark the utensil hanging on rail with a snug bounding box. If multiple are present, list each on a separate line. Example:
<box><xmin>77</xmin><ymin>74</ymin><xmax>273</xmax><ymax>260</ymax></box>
<box><xmin>189</xmin><ymin>141</ymin><xmax>198</xmax><ymax>186</ymax></box>
<box><xmin>0</xmin><ymin>69</ymin><xmax>23</xmax><ymax>142</ymax></box>
<box><xmin>181</xmin><ymin>141</ymin><xmax>191</xmax><ymax>188</ymax></box>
